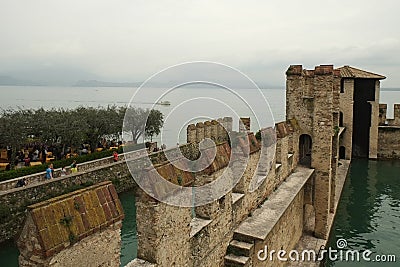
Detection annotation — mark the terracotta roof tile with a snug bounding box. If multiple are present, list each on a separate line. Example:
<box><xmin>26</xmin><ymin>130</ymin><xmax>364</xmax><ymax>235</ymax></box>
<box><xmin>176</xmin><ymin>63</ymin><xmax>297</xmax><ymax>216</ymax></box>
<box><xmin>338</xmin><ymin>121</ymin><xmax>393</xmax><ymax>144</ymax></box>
<box><xmin>149</xmin><ymin>142</ymin><xmax>232</xmax><ymax>185</ymax></box>
<box><xmin>26</xmin><ymin>181</ymin><xmax>124</xmax><ymax>257</ymax></box>
<box><xmin>338</xmin><ymin>65</ymin><xmax>386</xmax><ymax>79</ymax></box>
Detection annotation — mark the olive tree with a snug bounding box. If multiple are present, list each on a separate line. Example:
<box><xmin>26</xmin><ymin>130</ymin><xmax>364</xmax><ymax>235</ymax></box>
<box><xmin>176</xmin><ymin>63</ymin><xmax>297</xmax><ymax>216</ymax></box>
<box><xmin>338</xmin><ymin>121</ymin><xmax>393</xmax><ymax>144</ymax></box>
<box><xmin>145</xmin><ymin>109</ymin><xmax>164</xmax><ymax>142</ymax></box>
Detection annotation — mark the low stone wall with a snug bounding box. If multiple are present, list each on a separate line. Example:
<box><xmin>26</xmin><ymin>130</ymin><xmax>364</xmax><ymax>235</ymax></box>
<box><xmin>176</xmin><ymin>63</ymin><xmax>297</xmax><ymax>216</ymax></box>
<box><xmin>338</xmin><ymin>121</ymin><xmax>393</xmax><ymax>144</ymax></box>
<box><xmin>0</xmin><ymin>150</ymin><xmax>140</xmax><ymax>191</ymax></box>
<box><xmin>378</xmin><ymin>126</ymin><xmax>400</xmax><ymax>159</ymax></box>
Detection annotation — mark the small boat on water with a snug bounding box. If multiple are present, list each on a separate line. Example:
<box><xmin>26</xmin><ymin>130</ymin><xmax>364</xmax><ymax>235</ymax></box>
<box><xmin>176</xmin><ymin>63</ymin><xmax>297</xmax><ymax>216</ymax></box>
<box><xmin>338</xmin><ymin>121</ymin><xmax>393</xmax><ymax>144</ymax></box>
<box><xmin>156</xmin><ymin>101</ymin><xmax>171</xmax><ymax>106</ymax></box>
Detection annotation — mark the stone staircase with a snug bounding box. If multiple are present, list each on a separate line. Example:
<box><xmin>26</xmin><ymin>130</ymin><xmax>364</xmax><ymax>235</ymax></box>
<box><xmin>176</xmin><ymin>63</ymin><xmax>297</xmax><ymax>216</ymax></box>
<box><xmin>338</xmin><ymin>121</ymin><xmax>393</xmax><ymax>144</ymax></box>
<box><xmin>224</xmin><ymin>167</ymin><xmax>315</xmax><ymax>267</ymax></box>
<box><xmin>224</xmin><ymin>235</ymin><xmax>254</xmax><ymax>266</ymax></box>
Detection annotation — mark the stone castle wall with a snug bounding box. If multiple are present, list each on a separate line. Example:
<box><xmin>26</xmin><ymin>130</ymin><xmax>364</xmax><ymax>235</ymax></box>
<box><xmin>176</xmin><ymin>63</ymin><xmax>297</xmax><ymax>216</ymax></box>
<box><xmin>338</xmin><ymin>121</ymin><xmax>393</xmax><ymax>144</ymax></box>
<box><xmin>46</xmin><ymin>222</ymin><xmax>122</xmax><ymax>267</ymax></box>
<box><xmin>0</xmin><ymin>142</ymin><xmax>203</xmax><ymax>243</ymax></box>
<box><xmin>378</xmin><ymin>104</ymin><xmax>400</xmax><ymax>159</ymax></box>
<box><xmin>131</xmin><ymin>118</ymin><xmax>311</xmax><ymax>266</ymax></box>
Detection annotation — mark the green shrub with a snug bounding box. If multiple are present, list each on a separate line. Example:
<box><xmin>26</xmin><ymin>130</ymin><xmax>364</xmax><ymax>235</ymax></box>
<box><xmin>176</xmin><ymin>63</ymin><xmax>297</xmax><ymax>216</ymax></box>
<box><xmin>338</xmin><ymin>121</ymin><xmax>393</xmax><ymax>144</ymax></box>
<box><xmin>255</xmin><ymin>130</ymin><xmax>261</xmax><ymax>141</ymax></box>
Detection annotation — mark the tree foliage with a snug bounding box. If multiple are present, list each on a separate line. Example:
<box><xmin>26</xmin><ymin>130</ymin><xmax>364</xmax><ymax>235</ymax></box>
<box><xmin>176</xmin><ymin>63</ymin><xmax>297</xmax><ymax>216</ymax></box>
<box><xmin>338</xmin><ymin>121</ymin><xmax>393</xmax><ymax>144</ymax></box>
<box><xmin>145</xmin><ymin>109</ymin><xmax>164</xmax><ymax>142</ymax></box>
<box><xmin>0</xmin><ymin>106</ymin><xmax>163</xmax><ymax>166</ymax></box>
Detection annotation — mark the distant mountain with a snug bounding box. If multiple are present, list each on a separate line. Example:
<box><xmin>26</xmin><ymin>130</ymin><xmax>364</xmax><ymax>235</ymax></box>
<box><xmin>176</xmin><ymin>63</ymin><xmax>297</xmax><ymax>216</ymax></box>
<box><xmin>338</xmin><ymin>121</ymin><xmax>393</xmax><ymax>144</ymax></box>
<box><xmin>0</xmin><ymin>75</ymin><xmax>45</xmax><ymax>86</ymax></box>
<box><xmin>73</xmin><ymin>80</ymin><xmax>142</xmax><ymax>87</ymax></box>
<box><xmin>381</xmin><ymin>88</ymin><xmax>400</xmax><ymax>91</ymax></box>
<box><xmin>1</xmin><ymin>65</ymin><xmax>102</xmax><ymax>86</ymax></box>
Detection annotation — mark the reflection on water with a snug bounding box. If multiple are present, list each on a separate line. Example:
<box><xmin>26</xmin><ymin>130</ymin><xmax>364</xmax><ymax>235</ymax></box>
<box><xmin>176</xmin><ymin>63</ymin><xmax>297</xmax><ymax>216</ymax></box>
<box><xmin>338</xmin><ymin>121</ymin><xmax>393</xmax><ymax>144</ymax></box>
<box><xmin>326</xmin><ymin>159</ymin><xmax>400</xmax><ymax>266</ymax></box>
<box><xmin>0</xmin><ymin>190</ymin><xmax>137</xmax><ymax>267</ymax></box>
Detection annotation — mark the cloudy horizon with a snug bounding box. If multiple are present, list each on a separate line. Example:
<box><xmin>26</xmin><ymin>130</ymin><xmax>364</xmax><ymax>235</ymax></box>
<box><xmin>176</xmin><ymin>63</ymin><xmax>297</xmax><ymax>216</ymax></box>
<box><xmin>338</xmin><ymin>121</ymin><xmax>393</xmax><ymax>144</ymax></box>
<box><xmin>0</xmin><ymin>0</ymin><xmax>399</xmax><ymax>87</ymax></box>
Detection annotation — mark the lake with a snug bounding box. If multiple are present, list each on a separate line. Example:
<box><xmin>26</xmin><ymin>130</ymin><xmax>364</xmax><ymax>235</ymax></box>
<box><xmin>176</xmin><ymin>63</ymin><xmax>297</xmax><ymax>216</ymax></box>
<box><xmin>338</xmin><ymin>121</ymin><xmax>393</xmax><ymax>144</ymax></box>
<box><xmin>0</xmin><ymin>85</ymin><xmax>286</xmax><ymax>148</ymax></box>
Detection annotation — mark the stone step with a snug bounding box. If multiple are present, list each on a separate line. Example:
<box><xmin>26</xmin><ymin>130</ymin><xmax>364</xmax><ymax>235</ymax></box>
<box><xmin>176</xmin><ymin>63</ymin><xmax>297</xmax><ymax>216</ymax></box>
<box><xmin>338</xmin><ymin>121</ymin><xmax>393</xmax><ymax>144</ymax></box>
<box><xmin>224</xmin><ymin>253</ymin><xmax>250</xmax><ymax>267</ymax></box>
<box><xmin>233</xmin><ymin>232</ymin><xmax>257</xmax><ymax>244</ymax></box>
<box><xmin>227</xmin><ymin>240</ymin><xmax>254</xmax><ymax>257</ymax></box>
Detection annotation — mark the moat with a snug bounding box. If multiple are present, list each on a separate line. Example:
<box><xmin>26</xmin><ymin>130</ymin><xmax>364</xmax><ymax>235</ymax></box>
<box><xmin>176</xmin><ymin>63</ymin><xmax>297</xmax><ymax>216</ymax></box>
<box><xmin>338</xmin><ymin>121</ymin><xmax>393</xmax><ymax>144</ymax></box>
<box><xmin>326</xmin><ymin>159</ymin><xmax>400</xmax><ymax>266</ymax></box>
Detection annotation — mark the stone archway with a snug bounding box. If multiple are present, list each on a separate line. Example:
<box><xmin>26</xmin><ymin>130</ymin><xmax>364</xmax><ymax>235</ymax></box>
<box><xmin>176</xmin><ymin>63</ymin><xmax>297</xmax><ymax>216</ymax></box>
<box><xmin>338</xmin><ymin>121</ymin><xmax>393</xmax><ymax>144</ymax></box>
<box><xmin>299</xmin><ymin>134</ymin><xmax>312</xmax><ymax>167</ymax></box>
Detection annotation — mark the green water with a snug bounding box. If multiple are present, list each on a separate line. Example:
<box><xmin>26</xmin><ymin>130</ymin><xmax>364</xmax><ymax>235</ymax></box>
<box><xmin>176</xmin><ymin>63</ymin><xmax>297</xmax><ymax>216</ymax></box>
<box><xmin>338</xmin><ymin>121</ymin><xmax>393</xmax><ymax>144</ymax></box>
<box><xmin>326</xmin><ymin>159</ymin><xmax>400</xmax><ymax>266</ymax></box>
<box><xmin>119</xmin><ymin>190</ymin><xmax>138</xmax><ymax>266</ymax></box>
<box><xmin>0</xmin><ymin>190</ymin><xmax>137</xmax><ymax>267</ymax></box>
<box><xmin>0</xmin><ymin>239</ymin><xmax>18</xmax><ymax>267</ymax></box>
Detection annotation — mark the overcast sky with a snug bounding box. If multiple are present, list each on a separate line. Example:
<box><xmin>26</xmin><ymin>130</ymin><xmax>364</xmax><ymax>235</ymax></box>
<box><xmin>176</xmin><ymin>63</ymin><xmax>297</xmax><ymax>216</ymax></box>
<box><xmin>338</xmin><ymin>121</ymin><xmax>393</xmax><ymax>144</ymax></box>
<box><xmin>0</xmin><ymin>0</ymin><xmax>399</xmax><ymax>87</ymax></box>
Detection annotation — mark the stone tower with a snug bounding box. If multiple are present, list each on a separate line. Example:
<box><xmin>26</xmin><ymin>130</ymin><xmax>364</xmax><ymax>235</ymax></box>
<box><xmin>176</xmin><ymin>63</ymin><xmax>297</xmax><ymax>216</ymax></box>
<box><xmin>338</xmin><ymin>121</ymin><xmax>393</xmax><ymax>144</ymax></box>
<box><xmin>286</xmin><ymin>65</ymin><xmax>340</xmax><ymax>239</ymax></box>
<box><xmin>286</xmin><ymin>64</ymin><xmax>386</xmax><ymax>238</ymax></box>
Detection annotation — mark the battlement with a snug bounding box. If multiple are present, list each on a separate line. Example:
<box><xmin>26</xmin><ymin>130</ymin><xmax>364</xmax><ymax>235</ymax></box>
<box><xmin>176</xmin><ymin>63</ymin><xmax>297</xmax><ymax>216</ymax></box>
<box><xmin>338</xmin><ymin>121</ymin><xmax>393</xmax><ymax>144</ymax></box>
<box><xmin>286</xmin><ymin>64</ymin><xmax>341</xmax><ymax>77</ymax></box>
<box><xmin>186</xmin><ymin>117</ymin><xmax>232</xmax><ymax>143</ymax></box>
<box><xmin>134</xmin><ymin>116</ymin><xmax>302</xmax><ymax>267</ymax></box>
<box><xmin>379</xmin><ymin>103</ymin><xmax>400</xmax><ymax>126</ymax></box>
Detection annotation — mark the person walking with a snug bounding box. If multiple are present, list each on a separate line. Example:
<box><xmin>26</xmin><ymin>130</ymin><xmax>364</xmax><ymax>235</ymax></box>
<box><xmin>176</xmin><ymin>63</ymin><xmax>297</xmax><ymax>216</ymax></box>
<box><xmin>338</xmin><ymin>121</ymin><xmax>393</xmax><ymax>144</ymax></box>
<box><xmin>113</xmin><ymin>151</ymin><xmax>119</xmax><ymax>162</ymax></box>
<box><xmin>45</xmin><ymin>164</ymin><xmax>53</xmax><ymax>179</ymax></box>
<box><xmin>61</xmin><ymin>167</ymin><xmax>67</xmax><ymax>176</ymax></box>
<box><xmin>70</xmin><ymin>160</ymin><xmax>78</xmax><ymax>173</ymax></box>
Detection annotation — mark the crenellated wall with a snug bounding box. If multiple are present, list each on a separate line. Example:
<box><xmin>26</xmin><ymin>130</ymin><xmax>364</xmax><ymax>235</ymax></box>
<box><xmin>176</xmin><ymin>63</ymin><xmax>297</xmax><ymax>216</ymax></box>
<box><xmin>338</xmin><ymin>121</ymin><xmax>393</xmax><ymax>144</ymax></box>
<box><xmin>131</xmin><ymin>117</ymin><xmax>310</xmax><ymax>267</ymax></box>
<box><xmin>379</xmin><ymin>103</ymin><xmax>400</xmax><ymax>126</ymax></box>
<box><xmin>187</xmin><ymin>117</ymin><xmax>232</xmax><ymax>144</ymax></box>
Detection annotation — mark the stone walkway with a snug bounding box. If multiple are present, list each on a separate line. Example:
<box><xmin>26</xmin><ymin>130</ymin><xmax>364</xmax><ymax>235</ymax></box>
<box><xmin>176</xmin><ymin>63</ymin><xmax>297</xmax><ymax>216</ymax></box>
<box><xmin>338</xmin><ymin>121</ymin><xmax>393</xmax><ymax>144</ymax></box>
<box><xmin>288</xmin><ymin>160</ymin><xmax>351</xmax><ymax>267</ymax></box>
<box><xmin>234</xmin><ymin>167</ymin><xmax>315</xmax><ymax>242</ymax></box>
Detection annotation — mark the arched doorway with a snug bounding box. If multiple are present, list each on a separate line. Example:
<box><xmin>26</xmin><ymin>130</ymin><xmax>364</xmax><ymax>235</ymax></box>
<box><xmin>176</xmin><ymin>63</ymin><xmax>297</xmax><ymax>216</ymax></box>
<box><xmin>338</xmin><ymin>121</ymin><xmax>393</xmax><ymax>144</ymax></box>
<box><xmin>339</xmin><ymin>146</ymin><xmax>346</xmax><ymax>159</ymax></box>
<box><xmin>299</xmin><ymin>134</ymin><xmax>312</xmax><ymax>167</ymax></box>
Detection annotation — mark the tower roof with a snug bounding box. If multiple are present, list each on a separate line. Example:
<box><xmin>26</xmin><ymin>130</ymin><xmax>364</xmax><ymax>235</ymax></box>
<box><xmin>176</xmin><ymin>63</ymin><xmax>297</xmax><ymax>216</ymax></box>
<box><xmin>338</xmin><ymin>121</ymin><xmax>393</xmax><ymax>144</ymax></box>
<box><xmin>338</xmin><ymin>66</ymin><xmax>386</xmax><ymax>80</ymax></box>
